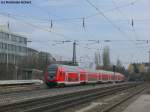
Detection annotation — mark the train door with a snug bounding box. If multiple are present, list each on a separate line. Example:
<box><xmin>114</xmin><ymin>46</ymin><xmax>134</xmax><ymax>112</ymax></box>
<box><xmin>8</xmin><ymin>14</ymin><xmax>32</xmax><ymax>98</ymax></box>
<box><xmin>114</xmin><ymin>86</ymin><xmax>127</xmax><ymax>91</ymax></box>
<box><xmin>88</xmin><ymin>73</ymin><xmax>97</xmax><ymax>82</ymax></box>
<box><xmin>86</xmin><ymin>72</ymin><xmax>89</xmax><ymax>82</ymax></box>
<box><xmin>57</xmin><ymin>71</ymin><xmax>65</xmax><ymax>82</ymax></box>
<box><xmin>65</xmin><ymin>72</ymin><xmax>80</xmax><ymax>85</ymax></box>
<box><xmin>99</xmin><ymin>72</ymin><xmax>102</xmax><ymax>82</ymax></box>
<box><xmin>110</xmin><ymin>74</ymin><xmax>112</xmax><ymax>81</ymax></box>
<box><xmin>80</xmin><ymin>73</ymin><xmax>86</xmax><ymax>83</ymax></box>
<box><xmin>102</xmin><ymin>72</ymin><xmax>106</xmax><ymax>82</ymax></box>
<box><xmin>108</xmin><ymin>74</ymin><xmax>110</xmax><ymax>81</ymax></box>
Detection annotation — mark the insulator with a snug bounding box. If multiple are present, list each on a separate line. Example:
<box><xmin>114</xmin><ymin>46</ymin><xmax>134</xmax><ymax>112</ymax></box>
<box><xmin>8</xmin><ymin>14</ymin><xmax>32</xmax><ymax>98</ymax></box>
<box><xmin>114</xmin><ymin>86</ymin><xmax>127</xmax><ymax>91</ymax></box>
<box><xmin>82</xmin><ymin>18</ymin><xmax>85</xmax><ymax>28</ymax></box>
<box><xmin>51</xmin><ymin>19</ymin><xmax>53</xmax><ymax>28</ymax></box>
<box><xmin>131</xmin><ymin>19</ymin><xmax>134</xmax><ymax>27</ymax></box>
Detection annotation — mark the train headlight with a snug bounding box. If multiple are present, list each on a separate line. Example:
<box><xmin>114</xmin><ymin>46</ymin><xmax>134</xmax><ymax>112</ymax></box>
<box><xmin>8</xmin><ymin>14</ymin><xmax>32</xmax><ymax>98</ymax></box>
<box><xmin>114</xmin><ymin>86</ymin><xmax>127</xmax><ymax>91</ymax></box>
<box><xmin>48</xmin><ymin>75</ymin><xmax>55</xmax><ymax>80</ymax></box>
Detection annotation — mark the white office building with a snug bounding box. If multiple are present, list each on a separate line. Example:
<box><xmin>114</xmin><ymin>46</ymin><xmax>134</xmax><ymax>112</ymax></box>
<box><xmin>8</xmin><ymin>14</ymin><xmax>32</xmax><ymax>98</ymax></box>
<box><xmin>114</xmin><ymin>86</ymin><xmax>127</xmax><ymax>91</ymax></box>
<box><xmin>0</xmin><ymin>30</ymin><xmax>27</xmax><ymax>64</ymax></box>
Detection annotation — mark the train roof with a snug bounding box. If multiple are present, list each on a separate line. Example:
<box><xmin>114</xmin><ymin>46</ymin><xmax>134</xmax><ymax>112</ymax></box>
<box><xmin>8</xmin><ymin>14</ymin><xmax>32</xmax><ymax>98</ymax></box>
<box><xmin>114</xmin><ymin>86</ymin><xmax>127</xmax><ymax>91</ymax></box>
<box><xmin>85</xmin><ymin>69</ymin><xmax>118</xmax><ymax>75</ymax></box>
<box><xmin>49</xmin><ymin>64</ymin><xmax>123</xmax><ymax>76</ymax></box>
<box><xmin>82</xmin><ymin>68</ymin><xmax>124</xmax><ymax>76</ymax></box>
<box><xmin>49</xmin><ymin>64</ymin><xmax>85</xmax><ymax>72</ymax></box>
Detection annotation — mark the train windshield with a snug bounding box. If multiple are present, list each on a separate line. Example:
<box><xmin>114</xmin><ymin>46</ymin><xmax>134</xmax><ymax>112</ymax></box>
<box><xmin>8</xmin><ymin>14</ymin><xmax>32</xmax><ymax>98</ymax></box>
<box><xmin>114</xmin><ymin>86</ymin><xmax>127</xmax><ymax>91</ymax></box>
<box><xmin>48</xmin><ymin>64</ymin><xmax>58</xmax><ymax>80</ymax></box>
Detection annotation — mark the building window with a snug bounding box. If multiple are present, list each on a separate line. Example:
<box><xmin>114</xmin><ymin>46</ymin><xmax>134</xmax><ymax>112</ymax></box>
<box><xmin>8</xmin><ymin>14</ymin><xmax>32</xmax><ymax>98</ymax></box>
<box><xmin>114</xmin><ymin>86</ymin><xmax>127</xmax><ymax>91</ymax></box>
<box><xmin>1</xmin><ymin>43</ymin><xmax>7</xmax><ymax>50</ymax></box>
<box><xmin>19</xmin><ymin>37</ymin><xmax>23</xmax><ymax>43</ymax></box>
<box><xmin>8</xmin><ymin>44</ymin><xmax>11</xmax><ymax>51</ymax></box>
<box><xmin>4</xmin><ymin>53</ymin><xmax>7</xmax><ymax>63</ymax></box>
<box><xmin>17</xmin><ymin>46</ymin><xmax>19</xmax><ymax>52</ymax></box>
<box><xmin>4</xmin><ymin>33</ymin><xmax>9</xmax><ymax>40</ymax></box>
<box><xmin>11</xmin><ymin>45</ymin><xmax>13</xmax><ymax>51</ymax></box>
<box><xmin>0</xmin><ymin>32</ymin><xmax>2</xmax><ymax>40</ymax></box>
<box><xmin>4</xmin><ymin>43</ymin><xmax>7</xmax><ymax>50</ymax></box>
<box><xmin>14</xmin><ymin>45</ymin><xmax>18</xmax><ymax>52</ymax></box>
<box><xmin>0</xmin><ymin>43</ymin><xmax>1</xmax><ymax>49</ymax></box>
<box><xmin>19</xmin><ymin>46</ymin><xmax>21</xmax><ymax>52</ymax></box>
<box><xmin>11</xmin><ymin>35</ymin><xmax>17</xmax><ymax>42</ymax></box>
<box><xmin>24</xmin><ymin>38</ymin><xmax>27</xmax><ymax>44</ymax></box>
<box><xmin>0</xmin><ymin>32</ymin><xmax>9</xmax><ymax>40</ymax></box>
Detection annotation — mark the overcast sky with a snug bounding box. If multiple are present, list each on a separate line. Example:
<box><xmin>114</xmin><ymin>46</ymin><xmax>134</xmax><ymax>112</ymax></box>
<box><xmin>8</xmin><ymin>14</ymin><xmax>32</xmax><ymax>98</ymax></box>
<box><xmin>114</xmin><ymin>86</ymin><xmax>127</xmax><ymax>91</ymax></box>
<box><xmin>0</xmin><ymin>0</ymin><xmax>150</xmax><ymax>68</ymax></box>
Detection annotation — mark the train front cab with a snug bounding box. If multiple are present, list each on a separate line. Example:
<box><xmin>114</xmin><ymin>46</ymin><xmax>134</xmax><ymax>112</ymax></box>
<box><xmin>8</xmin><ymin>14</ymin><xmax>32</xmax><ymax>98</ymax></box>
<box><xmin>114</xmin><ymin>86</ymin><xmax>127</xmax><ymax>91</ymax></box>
<box><xmin>49</xmin><ymin>65</ymin><xmax>86</xmax><ymax>87</ymax></box>
<box><xmin>45</xmin><ymin>64</ymin><xmax>59</xmax><ymax>87</ymax></box>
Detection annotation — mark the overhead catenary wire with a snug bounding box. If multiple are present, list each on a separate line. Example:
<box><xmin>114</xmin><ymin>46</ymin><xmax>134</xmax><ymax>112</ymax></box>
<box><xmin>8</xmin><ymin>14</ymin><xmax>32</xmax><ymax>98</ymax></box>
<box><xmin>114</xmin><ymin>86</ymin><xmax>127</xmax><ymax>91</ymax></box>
<box><xmin>0</xmin><ymin>12</ymin><xmax>71</xmax><ymax>40</ymax></box>
<box><xmin>0</xmin><ymin>0</ymin><xmax>148</xmax><ymax>65</ymax></box>
<box><xmin>85</xmin><ymin>0</ymin><xmax>149</xmax><ymax>64</ymax></box>
<box><xmin>85</xmin><ymin>0</ymin><xmax>146</xmax><ymax>52</ymax></box>
<box><xmin>0</xmin><ymin>0</ymin><xmax>144</xmax><ymax>24</ymax></box>
<box><xmin>131</xmin><ymin>19</ymin><xmax>139</xmax><ymax>40</ymax></box>
<box><xmin>111</xmin><ymin>0</ymin><xmax>139</xmax><ymax>41</ymax></box>
<box><xmin>111</xmin><ymin>0</ymin><xmax>146</xmax><ymax>63</ymax></box>
<box><xmin>28</xmin><ymin>38</ymin><xmax>150</xmax><ymax>65</ymax></box>
<box><xmin>28</xmin><ymin>39</ymin><xmax>150</xmax><ymax>44</ymax></box>
<box><xmin>31</xmin><ymin>0</ymin><xmax>142</xmax><ymax>22</ymax></box>
<box><xmin>85</xmin><ymin>0</ymin><xmax>130</xmax><ymax>39</ymax></box>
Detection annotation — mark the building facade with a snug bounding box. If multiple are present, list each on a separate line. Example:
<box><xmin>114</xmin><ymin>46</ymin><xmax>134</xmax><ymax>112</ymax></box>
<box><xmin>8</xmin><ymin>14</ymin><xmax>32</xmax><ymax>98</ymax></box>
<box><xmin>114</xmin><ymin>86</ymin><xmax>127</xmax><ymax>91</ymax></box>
<box><xmin>0</xmin><ymin>29</ymin><xmax>56</xmax><ymax>80</ymax></box>
<box><xmin>27</xmin><ymin>48</ymin><xmax>39</xmax><ymax>56</ymax></box>
<box><xmin>39</xmin><ymin>51</ymin><xmax>55</xmax><ymax>62</ymax></box>
<box><xmin>0</xmin><ymin>30</ymin><xmax>27</xmax><ymax>64</ymax></box>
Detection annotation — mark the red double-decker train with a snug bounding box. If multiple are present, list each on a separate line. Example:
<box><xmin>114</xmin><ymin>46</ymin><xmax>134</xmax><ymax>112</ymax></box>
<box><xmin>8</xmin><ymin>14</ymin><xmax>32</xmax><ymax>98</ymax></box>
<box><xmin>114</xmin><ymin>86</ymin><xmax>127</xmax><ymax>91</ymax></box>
<box><xmin>44</xmin><ymin>64</ymin><xmax>125</xmax><ymax>87</ymax></box>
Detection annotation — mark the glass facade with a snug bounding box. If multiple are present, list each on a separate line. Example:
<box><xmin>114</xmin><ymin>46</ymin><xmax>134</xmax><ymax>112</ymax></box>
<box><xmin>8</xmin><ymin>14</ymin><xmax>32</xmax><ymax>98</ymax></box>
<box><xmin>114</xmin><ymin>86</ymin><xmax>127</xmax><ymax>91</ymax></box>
<box><xmin>0</xmin><ymin>31</ymin><xmax>27</xmax><ymax>64</ymax></box>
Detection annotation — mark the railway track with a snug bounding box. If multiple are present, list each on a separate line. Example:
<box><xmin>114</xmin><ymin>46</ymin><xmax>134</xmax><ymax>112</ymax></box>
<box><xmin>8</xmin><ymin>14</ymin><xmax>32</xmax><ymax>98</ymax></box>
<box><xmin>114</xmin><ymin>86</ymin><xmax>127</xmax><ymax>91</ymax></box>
<box><xmin>0</xmin><ymin>80</ymin><xmax>43</xmax><ymax>94</ymax></box>
<box><xmin>0</xmin><ymin>82</ymin><xmax>141</xmax><ymax>112</ymax></box>
<box><xmin>0</xmin><ymin>82</ymin><xmax>119</xmax><ymax>95</ymax></box>
<box><xmin>102</xmin><ymin>84</ymin><xmax>146</xmax><ymax>112</ymax></box>
<box><xmin>0</xmin><ymin>84</ymin><xmax>41</xmax><ymax>94</ymax></box>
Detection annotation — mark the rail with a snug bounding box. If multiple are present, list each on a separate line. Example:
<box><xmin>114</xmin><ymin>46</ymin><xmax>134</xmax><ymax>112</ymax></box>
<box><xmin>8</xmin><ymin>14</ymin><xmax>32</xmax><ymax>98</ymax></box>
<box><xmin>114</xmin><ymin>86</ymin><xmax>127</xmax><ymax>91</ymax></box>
<box><xmin>0</xmin><ymin>82</ymin><xmax>142</xmax><ymax>112</ymax></box>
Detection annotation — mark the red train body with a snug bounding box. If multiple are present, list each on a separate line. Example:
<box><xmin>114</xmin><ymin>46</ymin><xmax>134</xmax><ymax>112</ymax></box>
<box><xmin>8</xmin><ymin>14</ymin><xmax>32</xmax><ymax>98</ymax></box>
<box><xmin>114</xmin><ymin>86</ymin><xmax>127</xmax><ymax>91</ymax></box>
<box><xmin>44</xmin><ymin>64</ymin><xmax>125</xmax><ymax>87</ymax></box>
